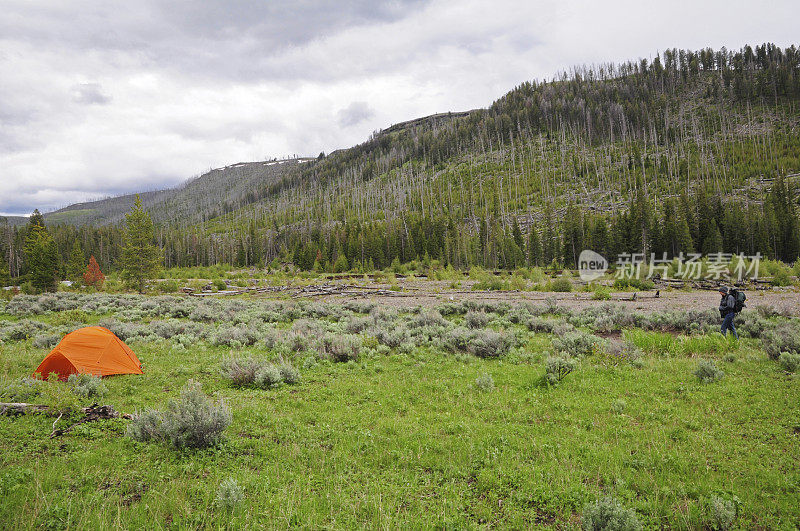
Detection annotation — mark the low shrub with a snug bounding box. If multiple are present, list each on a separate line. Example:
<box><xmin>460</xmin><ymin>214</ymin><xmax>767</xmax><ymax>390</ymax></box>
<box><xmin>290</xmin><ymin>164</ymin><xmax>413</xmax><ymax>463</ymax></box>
<box><xmin>213</xmin><ymin>324</ymin><xmax>259</xmax><ymax>347</ymax></box>
<box><xmin>603</xmin><ymin>342</ymin><xmax>643</xmax><ymax>363</ymax></box>
<box><xmin>545</xmin><ymin>354</ymin><xmax>577</xmax><ymax>385</ymax></box>
<box><xmin>1</xmin><ymin>376</ymin><xmax>41</xmax><ymax>401</ymax></box>
<box><xmin>442</xmin><ymin>326</ymin><xmax>473</xmax><ymax>353</ymax></box>
<box><xmin>468</xmin><ymin>330</ymin><xmax>512</xmax><ymax>358</ymax></box>
<box><xmin>613</xmin><ymin>278</ymin><xmax>655</xmax><ymax>291</ymax></box>
<box><xmin>221</xmin><ymin>356</ymin><xmax>300</xmax><ymax>388</ymax></box>
<box><xmin>216</xmin><ymin>478</ymin><xmax>244</xmax><ymax>509</ymax></box>
<box><xmin>549</xmin><ymin>278</ymin><xmax>573</xmax><ymax>292</ymax></box>
<box><xmin>779</xmin><ymin>352</ymin><xmax>800</xmax><ymax>372</ymax></box>
<box><xmin>526</xmin><ymin>317</ymin><xmax>557</xmax><ymax>333</ymax></box>
<box><xmin>374</xmin><ymin>326</ymin><xmax>409</xmax><ymax>349</ymax></box>
<box><xmin>710</xmin><ymin>495</ymin><xmax>737</xmax><ymax>530</ymax></box>
<box><xmin>591</xmin><ymin>286</ymin><xmax>612</xmax><ymax>300</ymax></box>
<box><xmin>474</xmin><ymin>372</ymin><xmax>495</xmax><ymax>391</ymax></box>
<box><xmin>413</xmin><ymin>309</ymin><xmax>448</xmax><ymax>328</ymax></box>
<box><xmin>67</xmin><ymin>374</ymin><xmax>107</xmax><ymax>398</ymax></box>
<box><xmin>318</xmin><ymin>333</ymin><xmax>361</xmax><ymax>362</ymax></box>
<box><xmin>126</xmin><ymin>409</ymin><xmax>163</xmax><ymax>443</ymax></box>
<box><xmin>581</xmin><ymin>497</ymin><xmax>642</xmax><ymax>531</ymax></box>
<box><xmin>464</xmin><ymin>310</ymin><xmax>491</xmax><ymax>329</ymax></box>
<box><xmin>345</xmin><ymin>316</ymin><xmax>371</xmax><ymax>334</ymax></box>
<box><xmin>127</xmin><ymin>380</ymin><xmax>231</xmax><ymax>449</ymax></box>
<box><xmin>552</xmin><ymin>331</ymin><xmax>604</xmax><ymax>358</ymax></box>
<box><xmin>278</xmin><ymin>360</ymin><xmax>301</xmax><ymax>384</ymax></box>
<box><xmin>254</xmin><ymin>365</ymin><xmax>283</xmax><ymax>388</ymax></box>
<box><xmin>695</xmin><ymin>359</ymin><xmax>724</xmax><ymax>383</ymax></box>
<box><xmin>33</xmin><ymin>333</ymin><xmax>61</xmax><ymax>349</ymax></box>
<box><xmin>762</xmin><ymin>321</ymin><xmax>800</xmax><ymax>360</ymax></box>
<box><xmin>159</xmin><ymin>280</ymin><xmax>179</xmax><ymax>293</ymax></box>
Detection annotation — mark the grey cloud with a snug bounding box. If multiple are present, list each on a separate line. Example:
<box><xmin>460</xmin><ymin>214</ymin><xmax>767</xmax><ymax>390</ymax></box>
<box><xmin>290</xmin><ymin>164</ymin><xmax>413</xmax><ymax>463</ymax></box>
<box><xmin>337</xmin><ymin>101</ymin><xmax>374</xmax><ymax>128</ymax></box>
<box><xmin>71</xmin><ymin>83</ymin><xmax>111</xmax><ymax>105</ymax></box>
<box><xmin>0</xmin><ymin>0</ymin><xmax>430</xmax><ymax>83</ymax></box>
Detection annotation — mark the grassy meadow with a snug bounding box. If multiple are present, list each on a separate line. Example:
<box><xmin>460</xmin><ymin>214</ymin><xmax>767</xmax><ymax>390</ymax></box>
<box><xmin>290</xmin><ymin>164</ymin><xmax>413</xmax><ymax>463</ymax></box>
<box><xmin>1</xmin><ymin>292</ymin><xmax>799</xmax><ymax>529</ymax></box>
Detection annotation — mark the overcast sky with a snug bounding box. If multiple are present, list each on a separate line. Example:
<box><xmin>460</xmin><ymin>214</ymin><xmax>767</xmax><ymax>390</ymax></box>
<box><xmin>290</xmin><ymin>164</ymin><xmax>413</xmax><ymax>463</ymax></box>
<box><xmin>0</xmin><ymin>0</ymin><xmax>796</xmax><ymax>216</ymax></box>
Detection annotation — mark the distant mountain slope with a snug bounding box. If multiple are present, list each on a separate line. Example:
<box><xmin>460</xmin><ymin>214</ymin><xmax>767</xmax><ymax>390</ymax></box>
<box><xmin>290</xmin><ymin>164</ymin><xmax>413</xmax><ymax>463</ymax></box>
<box><xmin>42</xmin><ymin>158</ymin><xmax>314</xmax><ymax>226</ymax></box>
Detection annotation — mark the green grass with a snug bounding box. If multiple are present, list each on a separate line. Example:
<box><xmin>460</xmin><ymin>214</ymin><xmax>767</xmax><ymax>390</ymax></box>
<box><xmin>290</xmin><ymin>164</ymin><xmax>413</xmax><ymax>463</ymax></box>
<box><xmin>1</xmin><ymin>318</ymin><xmax>799</xmax><ymax>528</ymax></box>
<box><xmin>44</xmin><ymin>209</ymin><xmax>97</xmax><ymax>224</ymax></box>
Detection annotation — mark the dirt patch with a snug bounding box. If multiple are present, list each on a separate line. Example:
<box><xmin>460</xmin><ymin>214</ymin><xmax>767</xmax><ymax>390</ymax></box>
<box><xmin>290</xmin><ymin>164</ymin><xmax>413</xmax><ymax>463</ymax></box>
<box><xmin>256</xmin><ymin>279</ymin><xmax>800</xmax><ymax>316</ymax></box>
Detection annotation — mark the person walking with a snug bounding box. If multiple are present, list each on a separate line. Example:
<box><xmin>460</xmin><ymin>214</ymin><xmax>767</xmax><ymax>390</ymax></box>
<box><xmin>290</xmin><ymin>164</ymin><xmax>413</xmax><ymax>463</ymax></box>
<box><xmin>718</xmin><ymin>286</ymin><xmax>738</xmax><ymax>339</ymax></box>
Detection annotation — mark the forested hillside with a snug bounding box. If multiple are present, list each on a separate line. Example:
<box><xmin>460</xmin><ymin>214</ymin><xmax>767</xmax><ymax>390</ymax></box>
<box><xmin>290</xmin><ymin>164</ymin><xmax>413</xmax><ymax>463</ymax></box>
<box><xmin>2</xmin><ymin>43</ymin><xmax>799</xmax><ymax>279</ymax></box>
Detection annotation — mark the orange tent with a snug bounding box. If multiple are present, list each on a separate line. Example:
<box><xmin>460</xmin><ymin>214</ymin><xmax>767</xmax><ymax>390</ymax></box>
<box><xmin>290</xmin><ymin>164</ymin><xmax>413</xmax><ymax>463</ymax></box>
<box><xmin>34</xmin><ymin>326</ymin><xmax>143</xmax><ymax>380</ymax></box>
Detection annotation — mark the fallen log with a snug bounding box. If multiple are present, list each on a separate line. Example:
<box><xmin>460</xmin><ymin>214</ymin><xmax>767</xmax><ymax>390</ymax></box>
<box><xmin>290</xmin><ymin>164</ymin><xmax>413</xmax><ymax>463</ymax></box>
<box><xmin>1</xmin><ymin>402</ymin><xmax>131</xmax><ymax>421</ymax></box>
<box><xmin>0</xmin><ymin>402</ymin><xmax>49</xmax><ymax>416</ymax></box>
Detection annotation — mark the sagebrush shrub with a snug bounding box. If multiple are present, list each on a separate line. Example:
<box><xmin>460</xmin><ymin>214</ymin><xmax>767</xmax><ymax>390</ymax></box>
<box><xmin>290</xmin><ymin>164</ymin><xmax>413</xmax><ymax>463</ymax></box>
<box><xmin>67</xmin><ymin>374</ymin><xmax>107</xmax><ymax>398</ymax></box>
<box><xmin>581</xmin><ymin>497</ymin><xmax>642</xmax><ymax>531</ymax></box>
<box><xmin>216</xmin><ymin>478</ymin><xmax>244</xmax><ymax>509</ymax></box>
<box><xmin>1</xmin><ymin>377</ymin><xmax>41</xmax><ymax>401</ymax></box>
<box><xmin>33</xmin><ymin>333</ymin><xmax>61</xmax><ymax>349</ymax></box>
<box><xmin>695</xmin><ymin>359</ymin><xmax>724</xmax><ymax>383</ymax></box>
<box><xmin>552</xmin><ymin>331</ymin><xmax>604</xmax><ymax>358</ymax></box>
<box><xmin>126</xmin><ymin>409</ymin><xmax>163</xmax><ymax>442</ymax></box>
<box><xmin>277</xmin><ymin>360</ymin><xmax>300</xmax><ymax>384</ymax></box>
<box><xmin>762</xmin><ymin>321</ymin><xmax>800</xmax><ymax>360</ymax></box>
<box><xmin>468</xmin><ymin>330</ymin><xmax>511</xmax><ymax>358</ymax></box>
<box><xmin>413</xmin><ymin>309</ymin><xmax>448</xmax><ymax>329</ymax></box>
<box><xmin>284</xmin><ymin>331</ymin><xmax>309</xmax><ymax>352</ymax></box>
<box><xmin>464</xmin><ymin>310</ymin><xmax>490</xmax><ymax>329</ymax></box>
<box><xmin>443</xmin><ymin>327</ymin><xmax>473</xmax><ymax>353</ymax></box>
<box><xmin>710</xmin><ymin>495</ymin><xmax>736</xmax><ymax>530</ymax></box>
<box><xmin>318</xmin><ymin>333</ymin><xmax>361</xmax><ymax>362</ymax></box>
<box><xmin>526</xmin><ymin>317</ymin><xmax>557</xmax><ymax>333</ymax></box>
<box><xmin>127</xmin><ymin>381</ymin><xmax>230</xmax><ymax>449</ymax></box>
<box><xmin>214</xmin><ymin>324</ymin><xmax>259</xmax><ymax>347</ymax></box>
<box><xmin>345</xmin><ymin>316</ymin><xmax>371</xmax><ymax>334</ymax></box>
<box><xmin>474</xmin><ymin>372</ymin><xmax>494</xmax><ymax>391</ymax></box>
<box><xmin>374</xmin><ymin>326</ymin><xmax>409</xmax><ymax>349</ymax></box>
<box><xmin>545</xmin><ymin>355</ymin><xmax>577</xmax><ymax>384</ymax></box>
<box><xmin>221</xmin><ymin>356</ymin><xmax>299</xmax><ymax>388</ymax></box>
<box><xmin>254</xmin><ymin>365</ymin><xmax>283</xmax><ymax>388</ymax></box>
<box><xmin>779</xmin><ymin>352</ymin><xmax>800</xmax><ymax>372</ymax></box>
<box><xmin>161</xmin><ymin>380</ymin><xmax>231</xmax><ymax>449</ymax></box>
<box><xmin>221</xmin><ymin>356</ymin><xmax>259</xmax><ymax>387</ymax></box>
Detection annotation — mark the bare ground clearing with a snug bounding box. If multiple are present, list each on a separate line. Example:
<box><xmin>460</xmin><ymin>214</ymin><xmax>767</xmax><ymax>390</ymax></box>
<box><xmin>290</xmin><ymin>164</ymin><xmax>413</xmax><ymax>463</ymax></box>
<box><xmin>249</xmin><ymin>278</ymin><xmax>800</xmax><ymax>315</ymax></box>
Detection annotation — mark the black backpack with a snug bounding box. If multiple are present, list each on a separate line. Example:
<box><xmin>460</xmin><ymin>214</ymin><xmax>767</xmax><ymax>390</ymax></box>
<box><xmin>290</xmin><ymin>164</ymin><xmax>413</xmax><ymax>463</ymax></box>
<box><xmin>729</xmin><ymin>288</ymin><xmax>746</xmax><ymax>313</ymax></box>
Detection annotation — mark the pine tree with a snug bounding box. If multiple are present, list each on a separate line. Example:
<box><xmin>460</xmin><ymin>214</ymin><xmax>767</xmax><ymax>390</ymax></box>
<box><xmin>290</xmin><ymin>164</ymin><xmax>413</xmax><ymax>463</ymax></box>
<box><xmin>0</xmin><ymin>252</ymin><xmax>10</xmax><ymax>286</ymax></box>
<box><xmin>67</xmin><ymin>240</ymin><xmax>84</xmax><ymax>280</ymax></box>
<box><xmin>527</xmin><ymin>227</ymin><xmax>541</xmax><ymax>267</ymax></box>
<box><xmin>23</xmin><ymin>213</ymin><xmax>59</xmax><ymax>293</ymax></box>
<box><xmin>675</xmin><ymin>216</ymin><xmax>694</xmax><ymax>255</ymax></box>
<box><xmin>702</xmin><ymin>221</ymin><xmax>723</xmax><ymax>255</ymax></box>
<box><xmin>83</xmin><ymin>255</ymin><xmax>105</xmax><ymax>289</ymax></box>
<box><xmin>121</xmin><ymin>195</ymin><xmax>161</xmax><ymax>293</ymax></box>
<box><xmin>590</xmin><ymin>216</ymin><xmax>610</xmax><ymax>259</ymax></box>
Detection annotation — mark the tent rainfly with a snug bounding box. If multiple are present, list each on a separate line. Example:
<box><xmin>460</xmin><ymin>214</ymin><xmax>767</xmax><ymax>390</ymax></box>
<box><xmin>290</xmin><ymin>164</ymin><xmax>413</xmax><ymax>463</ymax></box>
<box><xmin>33</xmin><ymin>326</ymin><xmax>143</xmax><ymax>380</ymax></box>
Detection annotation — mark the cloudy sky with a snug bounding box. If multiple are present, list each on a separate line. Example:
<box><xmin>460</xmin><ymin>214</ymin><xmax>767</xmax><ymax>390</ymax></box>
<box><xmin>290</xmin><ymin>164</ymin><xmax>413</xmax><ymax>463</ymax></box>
<box><xmin>0</xmin><ymin>0</ymin><xmax>796</xmax><ymax>216</ymax></box>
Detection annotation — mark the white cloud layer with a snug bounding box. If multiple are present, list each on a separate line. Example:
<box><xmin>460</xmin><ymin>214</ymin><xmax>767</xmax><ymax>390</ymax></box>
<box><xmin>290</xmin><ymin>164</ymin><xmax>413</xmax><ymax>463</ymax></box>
<box><xmin>0</xmin><ymin>0</ymin><xmax>796</xmax><ymax>215</ymax></box>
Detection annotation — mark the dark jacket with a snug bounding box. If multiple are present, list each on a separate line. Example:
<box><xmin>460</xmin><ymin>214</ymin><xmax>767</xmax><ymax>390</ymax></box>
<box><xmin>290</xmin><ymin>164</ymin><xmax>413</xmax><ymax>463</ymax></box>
<box><xmin>719</xmin><ymin>294</ymin><xmax>735</xmax><ymax>316</ymax></box>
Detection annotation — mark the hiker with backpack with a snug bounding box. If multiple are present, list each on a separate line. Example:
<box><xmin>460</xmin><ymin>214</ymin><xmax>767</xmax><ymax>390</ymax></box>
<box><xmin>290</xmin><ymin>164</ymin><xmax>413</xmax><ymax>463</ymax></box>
<box><xmin>718</xmin><ymin>286</ymin><xmax>745</xmax><ymax>339</ymax></box>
